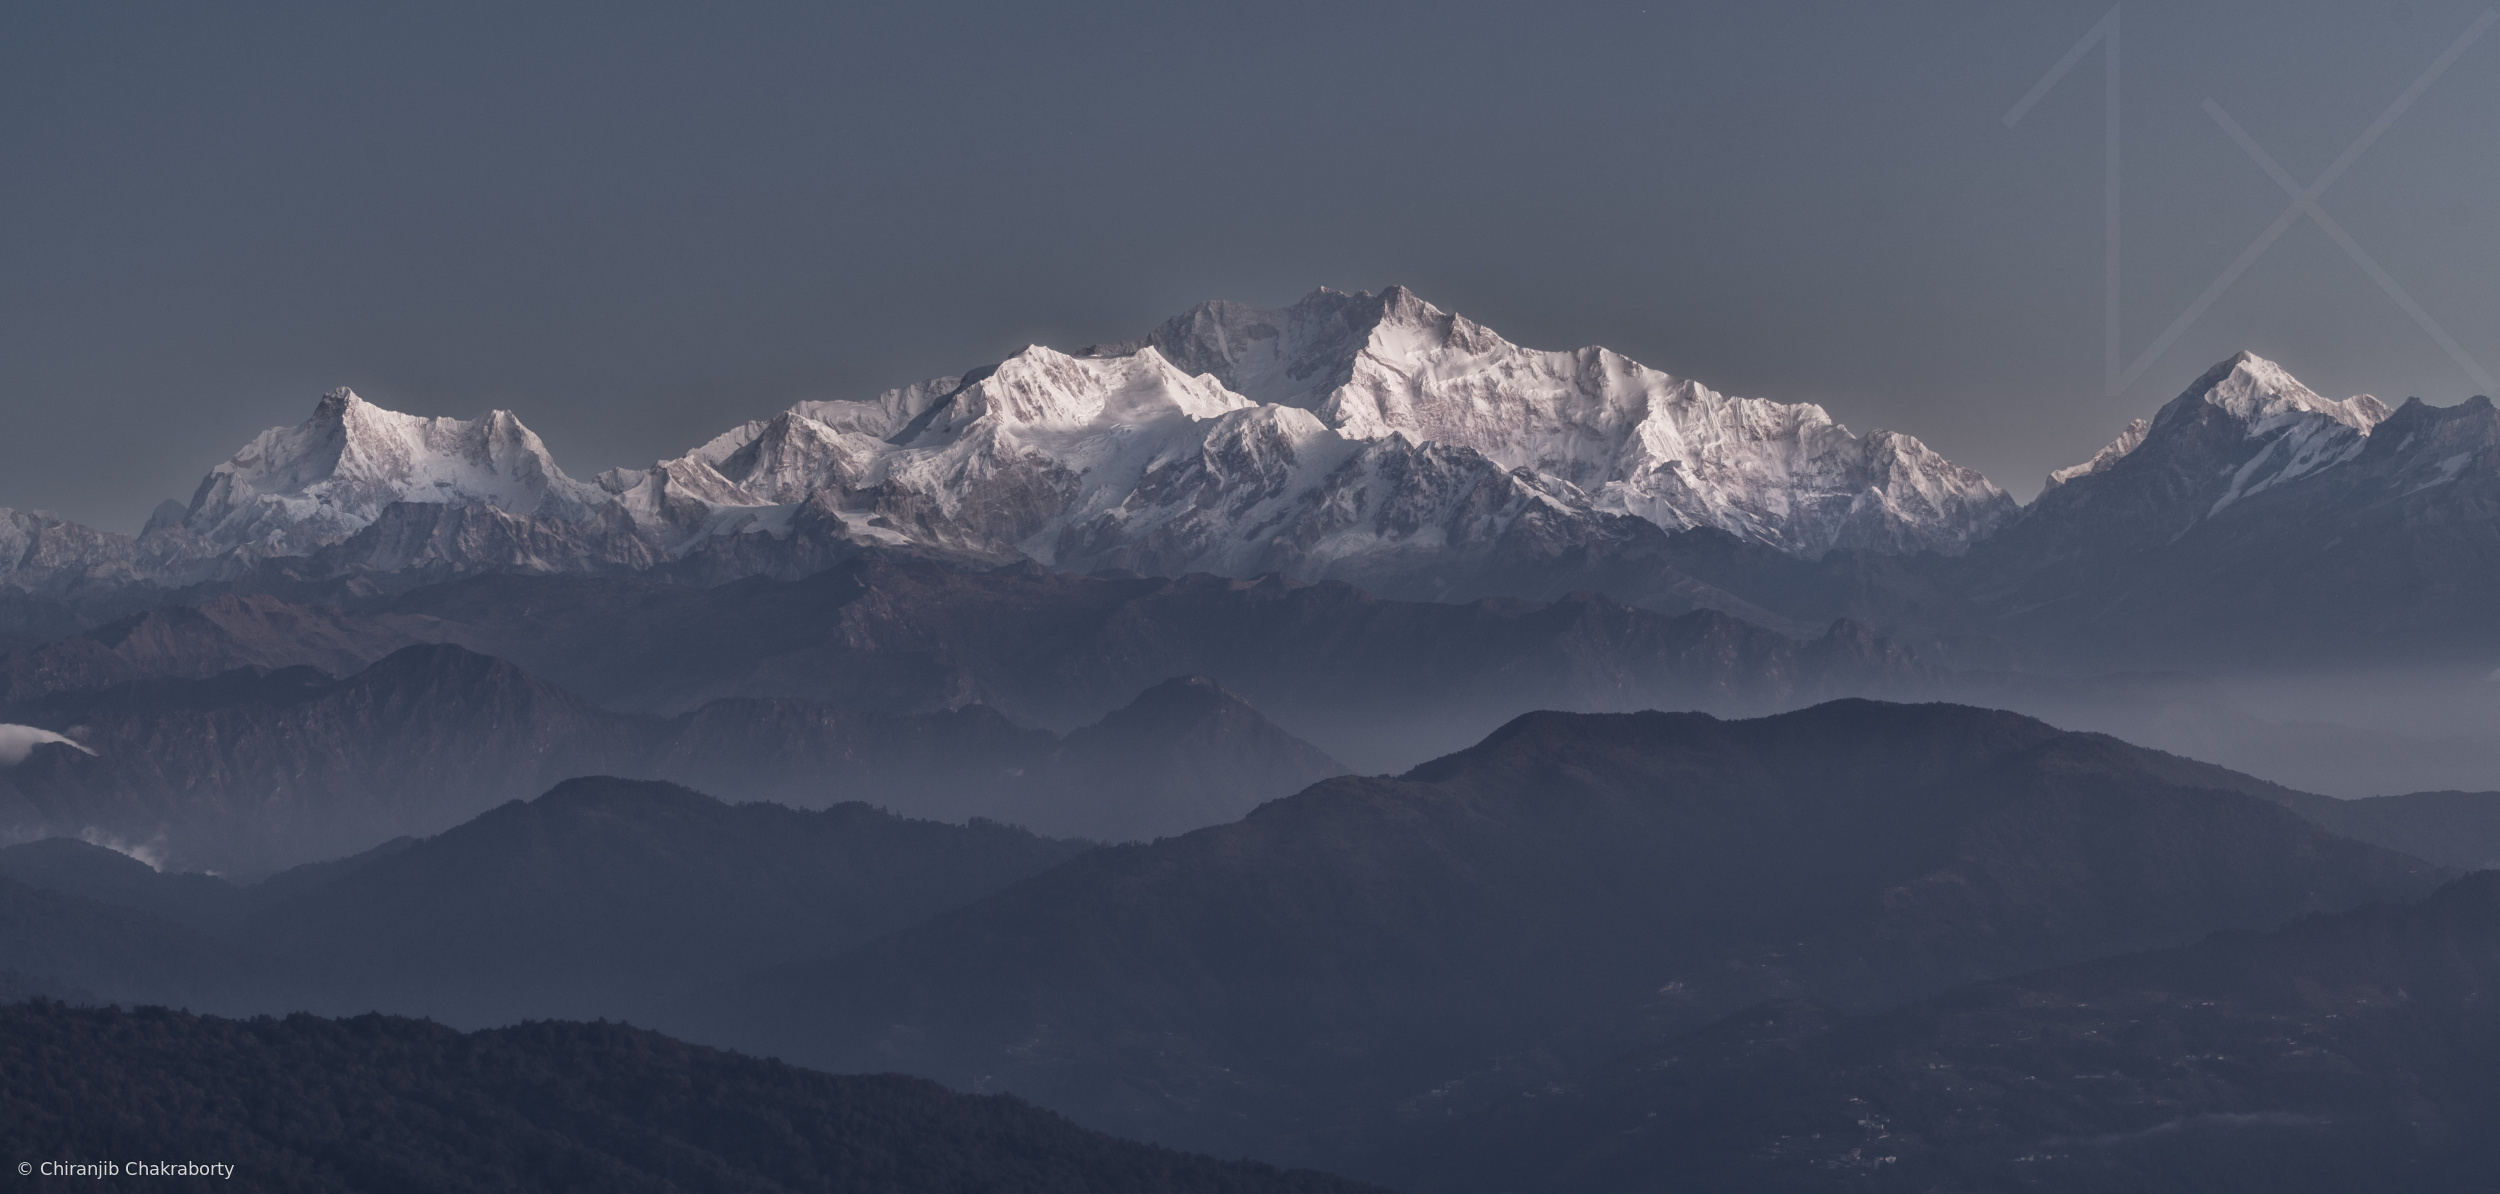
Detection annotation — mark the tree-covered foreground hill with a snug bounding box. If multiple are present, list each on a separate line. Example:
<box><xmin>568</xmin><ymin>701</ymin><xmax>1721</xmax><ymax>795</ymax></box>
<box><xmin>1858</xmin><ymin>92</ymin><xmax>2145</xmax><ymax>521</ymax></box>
<box><xmin>1419</xmin><ymin>870</ymin><xmax>2500</xmax><ymax>1194</ymax></box>
<box><xmin>0</xmin><ymin>1002</ymin><xmax>1385</xmax><ymax>1194</ymax></box>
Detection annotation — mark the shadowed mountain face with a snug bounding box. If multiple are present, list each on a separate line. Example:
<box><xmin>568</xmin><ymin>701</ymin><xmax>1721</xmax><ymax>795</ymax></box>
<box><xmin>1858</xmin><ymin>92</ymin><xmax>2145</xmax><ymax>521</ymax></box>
<box><xmin>659</xmin><ymin>701</ymin><xmax>2445</xmax><ymax>1172</ymax></box>
<box><xmin>13</xmin><ymin>547</ymin><xmax>2487</xmax><ymax>802</ymax></box>
<box><xmin>1423</xmin><ymin>871</ymin><xmax>2500</xmax><ymax>1194</ymax></box>
<box><xmin>237</xmin><ymin>777</ymin><xmax>1096</xmax><ymax>1024</ymax></box>
<box><xmin>0</xmin><ymin>639</ymin><xmax>1346</xmax><ymax>871</ymax></box>
<box><xmin>31</xmin><ymin>543</ymin><xmax>2495</xmax><ymax>803</ymax></box>
<box><xmin>0</xmin><ymin>550</ymin><xmax>1941</xmax><ymax>788</ymax></box>
<box><xmin>0</xmin><ymin>592</ymin><xmax>474</xmax><ymax>707</ymax></box>
<box><xmin>2300</xmin><ymin>789</ymin><xmax>2500</xmax><ymax>872</ymax></box>
<box><xmin>378</xmin><ymin>554</ymin><xmax>1929</xmax><ymax>730</ymax></box>
<box><xmin>0</xmin><ymin>876</ymin><xmax>231</xmax><ymax>1008</ymax></box>
<box><xmin>0</xmin><ymin>837</ymin><xmax>245</xmax><ymax>930</ymax></box>
<box><xmin>357</xmin><ymin>553</ymin><xmax>1936</xmax><ymax>773</ymax></box>
<box><xmin>0</xmin><ymin>645</ymin><xmax>638</xmax><ymax>872</ymax></box>
<box><xmin>642</xmin><ymin>675</ymin><xmax>1348</xmax><ymax>839</ymax></box>
<box><xmin>0</xmin><ymin>779</ymin><xmax>1093</xmax><ymax>1026</ymax></box>
<box><xmin>984</xmin><ymin>675</ymin><xmax>1353</xmax><ymax>841</ymax></box>
<box><xmin>635</xmin><ymin>699</ymin><xmax>1060</xmax><ymax>818</ymax></box>
<box><xmin>0</xmin><ymin>1002</ymin><xmax>1386</xmax><ymax>1194</ymax></box>
<box><xmin>1949</xmin><ymin>360</ymin><xmax>2500</xmax><ymax>668</ymax></box>
<box><xmin>2054</xmin><ymin>745</ymin><xmax>2500</xmax><ymax>873</ymax></box>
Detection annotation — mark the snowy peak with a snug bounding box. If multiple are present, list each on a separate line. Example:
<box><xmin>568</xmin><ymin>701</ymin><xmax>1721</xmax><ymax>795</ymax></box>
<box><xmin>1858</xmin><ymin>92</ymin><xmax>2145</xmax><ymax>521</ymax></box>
<box><xmin>2146</xmin><ymin>352</ymin><xmax>2388</xmax><ymax>514</ymax></box>
<box><xmin>709</xmin><ymin>411</ymin><xmax>886</xmax><ymax>504</ymax></box>
<box><xmin>175</xmin><ymin>388</ymin><xmax>609</xmax><ymax>554</ymax></box>
<box><xmin>2154</xmin><ymin>351</ymin><xmax>2390</xmax><ymax>437</ymax></box>
<box><xmin>2349</xmin><ymin>393</ymin><xmax>2500</xmax><ymax>493</ymax></box>
<box><xmin>2044</xmin><ymin>419</ymin><xmax>2149</xmax><ymax>491</ymax></box>
<box><xmin>1094</xmin><ymin>286</ymin><xmax>2016</xmax><ymax>556</ymax></box>
<box><xmin>595</xmin><ymin>455</ymin><xmax>755</xmax><ymax>541</ymax></box>
<box><xmin>914</xmin><ymin>345</ymin><xmax>1250</xmax><ymax>440</ymax></box>
<box><xmin>1110</xmin><ymin>287</ymin><xmax>1372</xmax><ymax>413</ymax></box>
<box><xmin>2038</xmin><ymin>351</ymin><xmax>2393</xmax><ymax>513</ymax></box>
<box><xmin>1107</xmin><ymin>286</ymin><xmax>1498</xmax><ymax>421</ymax></box>
<box><xmin>2017</xmin><ymin>351</ymin><xmax>2417</xmax><ymax>555</ymax></box>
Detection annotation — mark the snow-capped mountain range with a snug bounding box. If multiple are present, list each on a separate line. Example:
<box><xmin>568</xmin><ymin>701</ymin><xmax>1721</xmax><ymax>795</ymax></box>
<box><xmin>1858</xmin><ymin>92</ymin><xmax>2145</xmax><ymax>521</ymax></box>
<box><xmin>3</xmin><ymin>286</ymin><xmax>2492</xmax><ymax>667</ymax></box>
<box><xmin>104</xmin><ymin>287</ymin><xmax>2018</xmax><ymax>576</ymax></box>
<box><xmin>1098</xmin><ymin>288</ymin><xmax>2018</xmax><ymax>557</ymax></box>
<box><xmin>1962</xmin><ymin>348</ymin><xmax>2500</xmax><ymax>663</ymax></box>
<box><xmin>162</xmin><ymin>387</ymin><xmax>615</xmax><ymax>554</ymax></box>
<box><xmin>2025</xmin><ymin>351</ymin><xmax>2388</xmax><ymax>519</ymax></box>
<box><xmin>1983</xmin><ymin>350</ymin><xmax>2405</xmax><ymax>567</ymax></box>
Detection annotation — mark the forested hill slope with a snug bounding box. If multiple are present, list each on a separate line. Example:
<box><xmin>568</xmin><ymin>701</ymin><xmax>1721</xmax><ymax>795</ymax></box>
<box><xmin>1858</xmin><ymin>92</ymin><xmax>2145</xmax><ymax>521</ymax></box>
<box><xmin>668</xmin><ymin>701</ymin><xmax>2445</xmax><ymax>1170</ymax></box>
<box><xmin>0</xmin><ymin>1001</ymin><xmax>1386</xmax><ymax>1194</ymax></box>
<box><xmin>1422</xmin><ymin>870</ymin><xmax>2500</xmax><ymax>1193</ymax></box>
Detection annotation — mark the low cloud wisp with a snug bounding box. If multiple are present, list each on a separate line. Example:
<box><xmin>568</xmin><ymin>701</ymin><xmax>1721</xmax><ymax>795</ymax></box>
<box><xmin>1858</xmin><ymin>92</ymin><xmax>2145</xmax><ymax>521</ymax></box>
<box><xmin>0</xmin><ymin>724</ymin><xmax>97</xmax><ymax>766</ymax></box>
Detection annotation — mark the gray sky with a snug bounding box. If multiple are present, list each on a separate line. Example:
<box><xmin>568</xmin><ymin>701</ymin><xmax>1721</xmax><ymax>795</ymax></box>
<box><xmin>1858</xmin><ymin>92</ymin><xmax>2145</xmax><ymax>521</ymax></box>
<box><xmin>4</xmin><ymin>0</ymin><xmax>2495</xmax><ymax>531</ymax></box>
